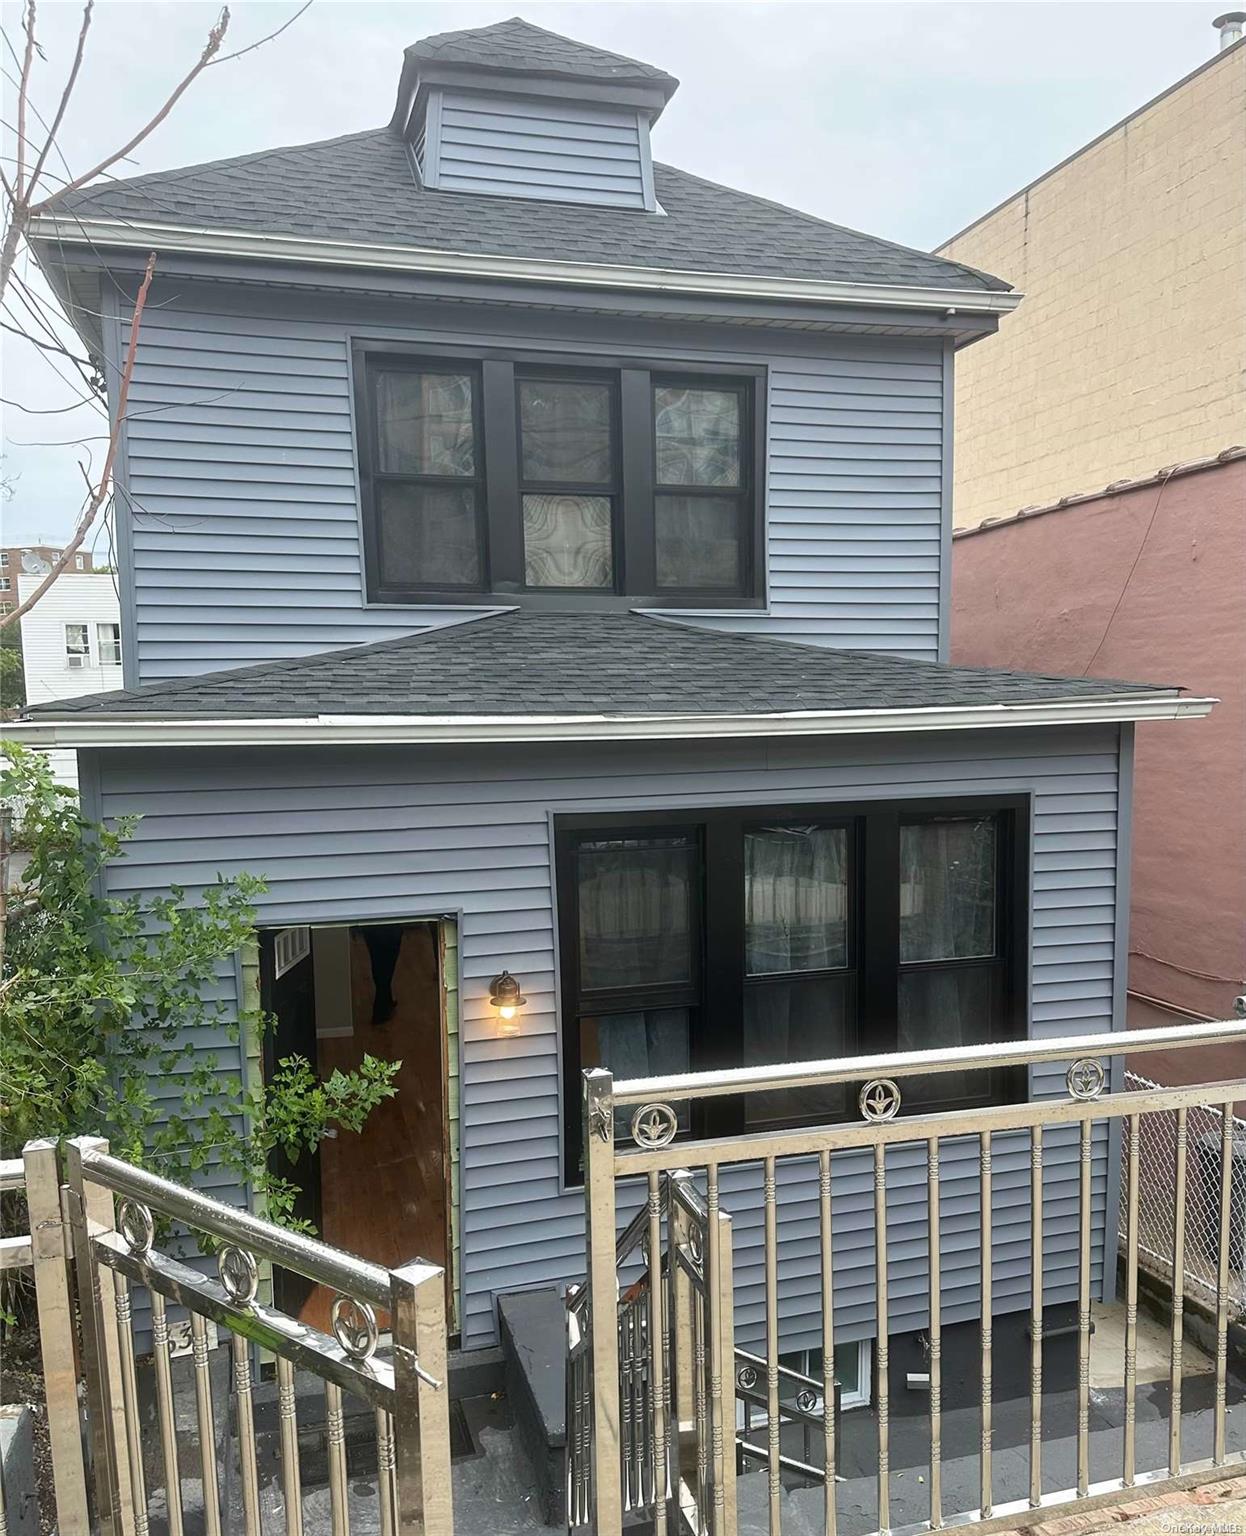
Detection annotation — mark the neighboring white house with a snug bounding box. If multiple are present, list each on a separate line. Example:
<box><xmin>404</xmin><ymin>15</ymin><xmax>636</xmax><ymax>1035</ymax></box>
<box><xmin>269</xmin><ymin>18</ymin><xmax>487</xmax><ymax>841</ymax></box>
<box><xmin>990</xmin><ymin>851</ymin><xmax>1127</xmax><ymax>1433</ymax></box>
<box><xmin>18</xmin><ymin>571</ymin><xmax>122</xmax><ymax>787</ymax></box>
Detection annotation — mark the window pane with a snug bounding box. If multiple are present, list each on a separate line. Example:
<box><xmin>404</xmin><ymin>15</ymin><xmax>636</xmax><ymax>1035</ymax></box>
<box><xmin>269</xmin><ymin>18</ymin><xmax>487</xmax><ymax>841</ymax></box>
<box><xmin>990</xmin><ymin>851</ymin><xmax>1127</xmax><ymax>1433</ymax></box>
<box><xmin>897</xmin><ymin>966</ymin><xmax>1003</xmax><ymax>1106</ymax></box>
<box><xmin>97</xmin><ymin>623</ymin><xmax>122</xmax><ymax>666</ymax></box>
<box><xmin>577</xmin><ymin>836</ymin><xmax>695</xmax><ymax>991</ymax></box>
<box><xmin>655</xmin><ymin>386</ymin><xmax>741</xmax><ymax>487</ymax></box>
<box><xmin>655</xmin><ymin>495</ymin><xmax>743</xmax><ymax>590</ymax></box>
<box><xmin>743</xmin><ymin>974</ymin><xmax>850</xmax><ymax>1127</ymax></box>
<box><xmin>519</xmin><ymin>379</ymin><xmax>612</xmax><ymax>484</ymax></box>
<box><xmin>580</xmin><ymin>1007</ymin><xmax>691</xmax><ymax>1148</ymax></box>
<box><xmin>900</xmin><ymin>816</ymin><xmax>997</xmax><ymax>962</ymax></box>
<box><xmin>523</xmin><ymin>493</ymin><xmax>613</xmax><ymax>589</ymax></box>
<box><xmin>746</xmin><ymin>825</ymin><xmax>848</xmax><ymax>975</ymax></box>
<box><xmin>375</xmin><ymin>370</ymin><xmax>475</xmax><ymax>476</ymax></box>
<box><xmin>377</xmin><ymin>483</ymin><xmax>481</xmax><ymax>588</ymax></box>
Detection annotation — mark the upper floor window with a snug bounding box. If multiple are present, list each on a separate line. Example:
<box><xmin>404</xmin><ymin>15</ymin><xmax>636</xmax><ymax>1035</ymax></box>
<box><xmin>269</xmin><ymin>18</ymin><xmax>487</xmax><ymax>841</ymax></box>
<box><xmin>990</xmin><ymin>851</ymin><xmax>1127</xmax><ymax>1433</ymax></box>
<box><xmin>355</xmin><ymin>344</ymin><xmax>763</xmax><ymax>608</ymax></box>
<box><xmin>0</xmin><ymin>576</ymin><xmax>9</xmax><ymax>592</ymax></box>
<box><xmin>97</xmin><ymin>622</ymin><xmax>122</xmax><ymax>667</ymax></box>
<box><xmin>0</xmin><ymin>552</ymin><xmax>8</xmax><ymax>567</ymax></box>
<box><xmin>65</xmin><ymin>623</ymin><xmax>90</xmax><ymax>668</ymax></box>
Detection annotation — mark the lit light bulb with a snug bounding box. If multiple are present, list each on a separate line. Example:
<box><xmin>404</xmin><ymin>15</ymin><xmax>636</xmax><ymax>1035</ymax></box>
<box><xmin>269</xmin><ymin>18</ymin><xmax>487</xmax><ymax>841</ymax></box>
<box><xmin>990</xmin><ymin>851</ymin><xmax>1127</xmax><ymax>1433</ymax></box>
<box><xmin>498</xmin><ymin>1003</ymin><xmax>516</xmax><ymax>1021</ymax></box>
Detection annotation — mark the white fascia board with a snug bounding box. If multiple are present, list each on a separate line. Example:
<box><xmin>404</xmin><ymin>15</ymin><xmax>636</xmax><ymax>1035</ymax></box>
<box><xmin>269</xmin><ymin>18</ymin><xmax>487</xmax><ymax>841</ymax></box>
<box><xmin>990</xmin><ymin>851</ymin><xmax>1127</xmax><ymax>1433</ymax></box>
<box><xmin>4</xmin><ymin>694</ymin><xmax>1215</xmax><ymax>749</ymax></box>
<box><xmin>30</xmin><ymin>215</ymin><xmax>1023</xmax><ymax>317</ymax></box>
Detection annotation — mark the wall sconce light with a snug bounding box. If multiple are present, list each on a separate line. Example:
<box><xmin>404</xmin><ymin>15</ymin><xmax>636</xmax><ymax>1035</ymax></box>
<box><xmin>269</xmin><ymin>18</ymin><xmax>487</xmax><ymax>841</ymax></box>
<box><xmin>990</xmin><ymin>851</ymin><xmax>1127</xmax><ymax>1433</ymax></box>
<box><xmin>489</xmin><ymin>970</ymin><xmax>527</xmax><ymax>1034</ymax></box>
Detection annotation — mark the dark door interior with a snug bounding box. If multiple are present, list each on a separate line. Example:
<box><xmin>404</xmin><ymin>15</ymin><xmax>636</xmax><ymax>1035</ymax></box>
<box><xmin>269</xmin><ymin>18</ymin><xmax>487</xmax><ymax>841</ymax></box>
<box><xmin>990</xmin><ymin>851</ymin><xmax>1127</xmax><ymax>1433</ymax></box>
<box><xmin>258</xmin><ymin>929</ymin><xmax>321</xmax><ymax>1315</ymax></box>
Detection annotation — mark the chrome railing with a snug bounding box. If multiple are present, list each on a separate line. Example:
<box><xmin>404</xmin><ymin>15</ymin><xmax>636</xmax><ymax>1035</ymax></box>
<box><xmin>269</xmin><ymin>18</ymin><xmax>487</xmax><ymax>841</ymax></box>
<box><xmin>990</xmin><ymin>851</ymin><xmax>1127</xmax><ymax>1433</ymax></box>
<box><xmin>57</xmin><ymin>1136</ymin><xmax>452</xmax><ymax>1536</ymax></box>
<box><xmin>579</xmin><ymin>1019</ymin><xmax>1246</xmax><ymax>1536</ymax></box>
<box><xmin>567</xmin><ymin>1170</ymin><xmax>737</xmax><ymax>1531</ymax></box>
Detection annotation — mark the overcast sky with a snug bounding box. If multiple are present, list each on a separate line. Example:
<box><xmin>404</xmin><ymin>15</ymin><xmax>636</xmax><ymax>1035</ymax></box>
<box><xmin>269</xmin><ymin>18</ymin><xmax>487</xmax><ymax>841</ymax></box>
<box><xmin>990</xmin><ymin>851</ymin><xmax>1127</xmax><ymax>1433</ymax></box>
<box><xmin>1</xmin><ymin>0</ymin><xmax>1221</xmax><ymax>550</ymax></box>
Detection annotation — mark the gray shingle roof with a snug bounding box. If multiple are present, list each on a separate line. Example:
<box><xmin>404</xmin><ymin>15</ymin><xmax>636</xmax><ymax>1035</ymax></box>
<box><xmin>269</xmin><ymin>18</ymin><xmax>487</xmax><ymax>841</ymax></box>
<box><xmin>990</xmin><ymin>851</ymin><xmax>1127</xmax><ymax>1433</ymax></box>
<box><xmin>408</xmin><ymin>17</ymin><xmax>678</xmax><ymax>94</ymax></box>
<box><xmin>54</xmin><ymin>129</ymin><xmax>1009</xmax><ymax>293</ymax></box>
<box><xmin>28</xmin><ymin>611</ymin><xmax>1179</xmax><ymax>721</ymax></box>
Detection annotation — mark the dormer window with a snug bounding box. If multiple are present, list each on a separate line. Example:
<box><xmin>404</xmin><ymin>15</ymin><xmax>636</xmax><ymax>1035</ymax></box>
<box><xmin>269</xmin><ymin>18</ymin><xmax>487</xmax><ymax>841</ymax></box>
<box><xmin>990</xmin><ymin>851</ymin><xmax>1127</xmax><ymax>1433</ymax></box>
<box><xmin>392</xmin><ymin>18</ymin><xmax>676</xmax><ymax>213</ymax></box>
<box><xmin>354</xmin><ymin>343</ymin><xmax>763</xmax><ymax>609</ymax></box>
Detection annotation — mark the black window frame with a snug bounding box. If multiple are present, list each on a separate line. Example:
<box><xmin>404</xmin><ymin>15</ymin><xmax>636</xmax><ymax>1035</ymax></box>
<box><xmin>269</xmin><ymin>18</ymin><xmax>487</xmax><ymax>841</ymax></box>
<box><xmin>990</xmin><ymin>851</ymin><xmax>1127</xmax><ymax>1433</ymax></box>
<box><xmin>353</xmin><ymin>340</ymin><xmax>766</xmax><ymax>609</ymax></box>
<box><xmin>359</xmin><ymin>356</ymin><xmax>489</xmax><ymax>597</ymax></box>
<box><xmin>652</xmin><ymin>374</ymin><xmax>757</xmax><ymax>600</ymax></box>
<box><xmin>515</xmin><ymin>366</ymin><xmax>623</xmax><ymax>594</ymax></box>
<box><xmin>555</xmin><ymin>795</ymin><xmax>1029</xmax><ymax>1184</ymax></box>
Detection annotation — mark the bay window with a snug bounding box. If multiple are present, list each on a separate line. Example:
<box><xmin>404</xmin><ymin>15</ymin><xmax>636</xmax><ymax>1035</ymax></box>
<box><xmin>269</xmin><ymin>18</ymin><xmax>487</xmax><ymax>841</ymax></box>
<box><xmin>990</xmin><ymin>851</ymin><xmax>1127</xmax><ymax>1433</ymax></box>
<box><xmin>557</xmin><ymin>797</ymin><xmax>1027</xmax><ymax>1179</ymax></box>
<box><xmin>355</xmin><ymin>343</ymin><xmax>763</xmax><ymax>607</ymax></box>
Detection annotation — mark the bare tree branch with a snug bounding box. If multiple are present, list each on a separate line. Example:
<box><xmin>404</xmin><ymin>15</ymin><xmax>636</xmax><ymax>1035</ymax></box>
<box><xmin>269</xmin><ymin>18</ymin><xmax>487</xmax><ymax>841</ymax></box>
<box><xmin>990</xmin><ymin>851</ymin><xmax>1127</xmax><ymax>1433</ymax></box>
<box><xmin>24</xmin><ymin>0</ymin><xmax>92</xmax><ymax>202</ymax></box>
<box><xmin>1</xmin><ymin>251</ymin><xmax>155</xmax><ymax>632</ymax></box>
<box><xmin>27</xmin><ymin>8</ymin><xmax>230</xmax><ymax>215</ymax></box>
<box><xmin>0</xmin><ymin>316</ymin><xmax>91</xmax><ymax>366</ymax></box>
<box><xmin>13</xmin><ymin>0</ymin><xmax>37</xmax><ymax>196</ymax></box>
<box><xmin>209</xmin><ymin>0</ymin><xmax>310</xmax><ymax>67</ymax></box>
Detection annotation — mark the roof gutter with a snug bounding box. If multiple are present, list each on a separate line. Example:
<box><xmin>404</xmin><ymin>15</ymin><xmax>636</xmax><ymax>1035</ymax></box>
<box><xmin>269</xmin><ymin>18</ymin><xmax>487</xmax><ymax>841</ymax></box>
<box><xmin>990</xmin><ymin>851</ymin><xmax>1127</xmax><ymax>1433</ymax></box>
<box><xmin>6</xmin><ymin>693</ymin><xmax>1214</xmax><ymax>749</ymax></box>
<box><xmin>29</xmin><ymin>214</ymin><xmax>1023</xmax><ymax>316</ymax></box>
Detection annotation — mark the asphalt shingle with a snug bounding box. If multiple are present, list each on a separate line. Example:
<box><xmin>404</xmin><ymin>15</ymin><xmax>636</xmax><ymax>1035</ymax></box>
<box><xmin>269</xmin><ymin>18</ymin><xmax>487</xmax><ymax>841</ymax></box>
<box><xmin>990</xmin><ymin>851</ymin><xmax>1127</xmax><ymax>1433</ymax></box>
<box><xmin>54</xmin><ymin>132</ymin><xmax>1008</xmax><ymax>294</ymax></box>
<box><xmin>408</xmin><ymin>17</ymin><xmax>678</xmax><ymax>93</ymax></box>
<box><xmin>26</xmin><ymin>611</ymin><xmax>1180</xmax><ymax>721</ymax></box>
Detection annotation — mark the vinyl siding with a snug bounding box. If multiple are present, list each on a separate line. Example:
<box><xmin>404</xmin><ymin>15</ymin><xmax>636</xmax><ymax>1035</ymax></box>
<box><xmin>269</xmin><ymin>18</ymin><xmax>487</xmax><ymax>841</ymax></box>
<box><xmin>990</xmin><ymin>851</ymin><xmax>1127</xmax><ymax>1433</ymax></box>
<box><xmin>112</xmin><ymin>283</ymin><xmax>948</xmax><ymax>682</ymax></box>
<box><xmin>88</xmin><ymin>723</ymin><xmax>1125</xmax><ymax>1351</ymax></box>
<box><xmin>427</xmin><ymin>90</ymin><xmax>651</xmax><ymax>210</ymax></box>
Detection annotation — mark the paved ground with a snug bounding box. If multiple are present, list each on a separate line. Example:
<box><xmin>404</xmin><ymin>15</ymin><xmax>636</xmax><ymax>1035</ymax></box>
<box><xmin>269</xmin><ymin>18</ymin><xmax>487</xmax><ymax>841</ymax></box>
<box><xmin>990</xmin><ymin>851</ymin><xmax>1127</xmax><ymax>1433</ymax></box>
<box><xmin>120</xmin><ymin>1295</ymin><xmax>1242</xmax><ymax>1536</ymax></box>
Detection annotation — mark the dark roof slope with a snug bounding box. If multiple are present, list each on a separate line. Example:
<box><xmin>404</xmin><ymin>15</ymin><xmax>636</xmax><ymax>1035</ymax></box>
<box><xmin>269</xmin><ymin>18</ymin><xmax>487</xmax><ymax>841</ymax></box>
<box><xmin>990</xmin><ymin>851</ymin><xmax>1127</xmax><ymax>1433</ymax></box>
<box><xmin>28</xmin><ymin>611</ymin><xmax>1178</xmax><ymax>721</ymax></box>
<box><xmin>53</xmin><ymin>130</ymin><xmax>1009</xmax><ymax>293</ymax></box>
<box><xmin>409</xmin><ymin>17</ymin><xmax>678</xmax><ymax>92</ymax></box>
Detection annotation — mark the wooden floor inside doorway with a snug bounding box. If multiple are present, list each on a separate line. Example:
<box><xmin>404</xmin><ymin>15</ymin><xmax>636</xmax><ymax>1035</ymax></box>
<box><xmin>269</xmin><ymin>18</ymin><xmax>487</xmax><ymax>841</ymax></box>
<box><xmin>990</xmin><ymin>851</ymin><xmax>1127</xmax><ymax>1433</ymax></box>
<box><xmin>300</xmin><ymin>923</ymin><xmax>448</xmax><ymax>1333</ymax></box>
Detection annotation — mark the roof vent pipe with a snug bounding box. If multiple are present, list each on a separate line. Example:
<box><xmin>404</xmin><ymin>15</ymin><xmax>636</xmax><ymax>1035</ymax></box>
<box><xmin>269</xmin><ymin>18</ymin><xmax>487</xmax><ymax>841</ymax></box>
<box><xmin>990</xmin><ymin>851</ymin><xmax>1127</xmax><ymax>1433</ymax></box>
<box><xmin>1213</xmin><ymin>11</ymin><xmax>1246</xmax><ymax>48</ymax></box>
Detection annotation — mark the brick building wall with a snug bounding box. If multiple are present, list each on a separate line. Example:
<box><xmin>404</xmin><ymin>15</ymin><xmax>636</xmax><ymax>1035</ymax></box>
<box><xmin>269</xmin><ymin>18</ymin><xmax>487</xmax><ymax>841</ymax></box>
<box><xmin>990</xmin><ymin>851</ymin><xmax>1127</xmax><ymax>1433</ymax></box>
<box><xmin>952</xmin><ymin>453</ymin><xmax>1246</xmax><ymax>1080</ymax></box>
<box><xmin>937</xmin><ymin>41</ymin><xmax>1245</xmax><ymax>529</ymax></box>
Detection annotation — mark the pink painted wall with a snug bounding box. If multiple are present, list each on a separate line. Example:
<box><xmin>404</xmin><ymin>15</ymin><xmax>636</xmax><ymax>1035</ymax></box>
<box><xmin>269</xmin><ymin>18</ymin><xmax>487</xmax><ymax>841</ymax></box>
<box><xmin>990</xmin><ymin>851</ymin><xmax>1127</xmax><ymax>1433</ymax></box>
<box><xmin>952</xmin><ymin>457</ymin><xmax>1246</xmax><ymax>1085</ymax></box>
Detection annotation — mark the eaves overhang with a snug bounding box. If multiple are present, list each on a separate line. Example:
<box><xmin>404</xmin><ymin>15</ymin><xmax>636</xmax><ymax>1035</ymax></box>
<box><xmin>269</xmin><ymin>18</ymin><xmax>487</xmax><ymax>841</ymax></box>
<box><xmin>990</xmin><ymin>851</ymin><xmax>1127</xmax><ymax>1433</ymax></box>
<box><xmin>5</xmin><ymin>694</ymin><xmax>1215</xmax><ymax>750</ymax></box>
<box><xmin>29</xmin><ymin>214</ymin><xmax>1023</xmax><ymax>318</ymax></box>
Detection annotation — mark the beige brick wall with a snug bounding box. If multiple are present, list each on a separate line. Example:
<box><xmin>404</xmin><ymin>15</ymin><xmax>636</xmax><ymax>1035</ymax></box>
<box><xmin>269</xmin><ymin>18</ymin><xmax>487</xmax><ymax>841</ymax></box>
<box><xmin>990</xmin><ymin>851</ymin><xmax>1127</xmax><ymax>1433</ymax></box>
<box><xmin>938</xmin><ymin>42</ymin><xmax>1246</xmax><ymax>529</ymax></box>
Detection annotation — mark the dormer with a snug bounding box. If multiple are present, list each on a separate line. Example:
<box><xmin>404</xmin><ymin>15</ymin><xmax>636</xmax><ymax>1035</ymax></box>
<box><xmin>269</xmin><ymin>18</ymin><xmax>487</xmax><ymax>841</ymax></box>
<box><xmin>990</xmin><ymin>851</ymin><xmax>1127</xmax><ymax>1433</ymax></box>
<box><xmin>390</xmin><ymin>17</ymin><xmax>678</xmax><ymax>211</ymax></box>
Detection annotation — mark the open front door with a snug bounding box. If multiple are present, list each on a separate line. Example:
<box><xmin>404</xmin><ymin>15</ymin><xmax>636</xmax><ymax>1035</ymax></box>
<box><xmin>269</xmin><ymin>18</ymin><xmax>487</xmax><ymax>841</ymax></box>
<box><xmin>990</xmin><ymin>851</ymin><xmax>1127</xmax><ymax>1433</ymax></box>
<box><xmin>258</xmin><ymin>925</ymin><xmax>322</xmax><ymax>1314</ymax></box>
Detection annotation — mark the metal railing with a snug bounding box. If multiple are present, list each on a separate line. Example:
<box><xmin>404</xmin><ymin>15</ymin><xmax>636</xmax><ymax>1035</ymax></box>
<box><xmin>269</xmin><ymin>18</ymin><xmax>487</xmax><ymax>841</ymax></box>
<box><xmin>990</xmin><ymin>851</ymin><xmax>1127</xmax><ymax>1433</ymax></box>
<box><xmin>37</xmin><ymin>1135</ymin><xmax>453</xmax><ymax>1536</ymax></box>
<box><xmin>567</xmin><ymin>1172</ymin><xmax>737</xmax><ymax>1529</ymax></box>
<box><xmin>1120</xmin><ymin>1071</ymin><xmax>1245</xmax><ymax>1320</ymax></box>
<box><xmin>578</xmin><ymin>1018</ymin><xmax>1246</xmax><ymax>1536</ymax></box>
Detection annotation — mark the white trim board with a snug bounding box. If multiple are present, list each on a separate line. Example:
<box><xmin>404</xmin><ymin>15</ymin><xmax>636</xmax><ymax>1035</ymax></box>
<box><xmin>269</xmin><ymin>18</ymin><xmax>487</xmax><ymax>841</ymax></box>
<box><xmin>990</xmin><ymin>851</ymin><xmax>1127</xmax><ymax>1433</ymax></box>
<box><xmin>7</xmin><ymin>693</ymin><xmax>1216</xmax><ymax>749</ymax></box>
<box><xmin>30</xmin><ymin>215</ymin><xmax>1023</xmax><ymax>317</ymax></box>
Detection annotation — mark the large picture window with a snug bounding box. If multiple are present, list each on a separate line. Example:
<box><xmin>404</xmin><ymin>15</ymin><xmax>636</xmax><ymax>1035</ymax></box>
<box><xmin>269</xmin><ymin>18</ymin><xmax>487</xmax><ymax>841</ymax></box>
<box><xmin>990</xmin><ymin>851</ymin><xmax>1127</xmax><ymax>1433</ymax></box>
<box><xmin>556</xmin><ymin>797</ymin><xmax>1027</xmax><ymax>1180</ymax></box>
<box><xmin>354</xmin><ymin>343</ymin><xmax>764</xmax><ymax>608</ymax></box>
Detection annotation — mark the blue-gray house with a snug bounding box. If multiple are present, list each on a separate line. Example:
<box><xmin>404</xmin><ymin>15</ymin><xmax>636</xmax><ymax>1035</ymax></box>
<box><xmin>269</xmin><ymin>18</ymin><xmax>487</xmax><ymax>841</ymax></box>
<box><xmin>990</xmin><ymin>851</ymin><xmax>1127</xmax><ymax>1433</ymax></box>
<box><xmin>17</xmin><ymin>19</ymin><xmax>1211</xmax><ymax>1376</ymax></box>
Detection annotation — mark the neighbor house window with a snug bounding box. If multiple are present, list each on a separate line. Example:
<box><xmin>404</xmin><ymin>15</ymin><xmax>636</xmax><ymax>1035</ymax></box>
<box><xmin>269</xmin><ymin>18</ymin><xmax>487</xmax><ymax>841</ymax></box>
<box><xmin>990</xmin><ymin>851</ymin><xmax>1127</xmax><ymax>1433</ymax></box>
<box><xmin>0</xmin><ymin>576</ymin><xmax>9</xmax><ymax>591</ymax></box>
<box><xmin>74</xmin><ymin>554</ymin><xmax>85</xmax><ymax>570</ymax></box>
<box><xmin>557</xmin><ymin>797</ymin><xmax>1026</xmax><ymax>1177</ymax></box>
<box><xmin>355</xmin><ymin>344</ymin><xmax>762</xmax><ymax>607</ymax></box>
<box><xmin>97</xmin><ymin>622</ymin><xmax>122</xmax><ymax>667</ymax></box>
<box><xmin>65</xmin><ymin>623</ymin><xmax>90</xmax><ymax>668</ymax></box>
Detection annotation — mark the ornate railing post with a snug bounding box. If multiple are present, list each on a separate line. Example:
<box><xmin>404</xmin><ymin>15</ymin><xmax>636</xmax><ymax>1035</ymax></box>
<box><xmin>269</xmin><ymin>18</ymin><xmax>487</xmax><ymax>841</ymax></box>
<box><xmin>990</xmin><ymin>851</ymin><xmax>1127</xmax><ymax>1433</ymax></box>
<box><xmin>390</xmin><ymin>1260</ymin><xmax>453</xmax><ymax>1536</ymax></box>
<box><xmin>583</xmin><ymin>1068</ymin><xmax>622</xmax><ymax>1536</ymax></box>
<box><xmin>22</xmin><ymin>1139</ymin><xmax>91</xmax><ymax>1536</ymax></box>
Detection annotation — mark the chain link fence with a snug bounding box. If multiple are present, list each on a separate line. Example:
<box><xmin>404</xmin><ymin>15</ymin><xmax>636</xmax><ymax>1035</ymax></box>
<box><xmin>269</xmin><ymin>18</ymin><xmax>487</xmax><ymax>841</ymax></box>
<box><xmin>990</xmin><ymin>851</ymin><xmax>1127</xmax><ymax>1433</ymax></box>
<box><xmin>1120</xmin><ymin>1071</ymin><xmax>1246</xmax><ymax>1319</ymax></box>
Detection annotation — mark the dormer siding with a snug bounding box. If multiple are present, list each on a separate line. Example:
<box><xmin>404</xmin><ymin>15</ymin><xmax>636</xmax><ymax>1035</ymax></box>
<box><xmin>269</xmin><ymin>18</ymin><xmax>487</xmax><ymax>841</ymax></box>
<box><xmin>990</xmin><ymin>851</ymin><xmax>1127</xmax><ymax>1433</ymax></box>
<box><xmin>420</xmin><ymin>89</ymin><xmax>654</xmax><ymax>209</ymax></box>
